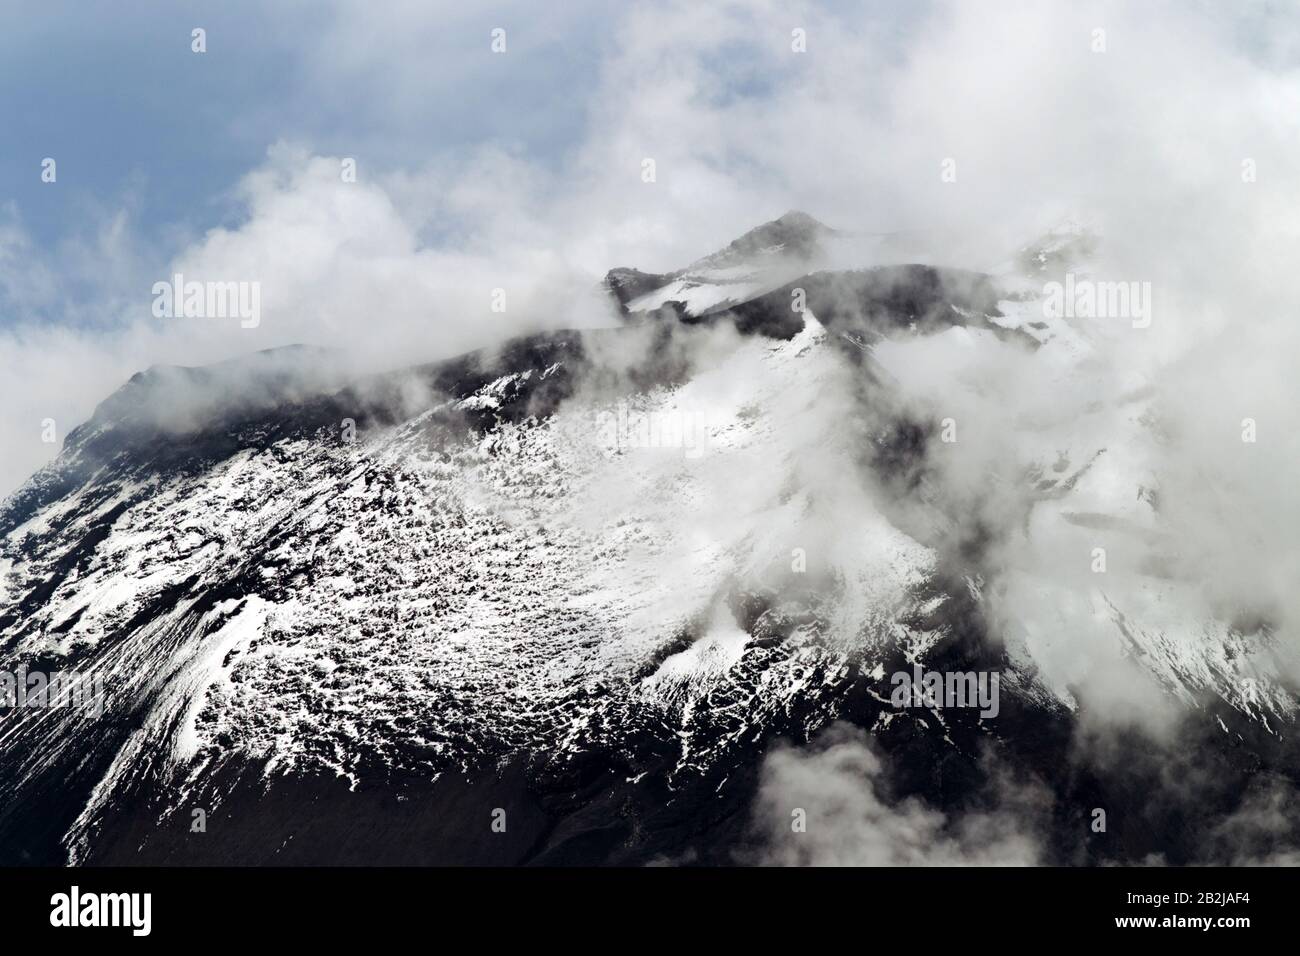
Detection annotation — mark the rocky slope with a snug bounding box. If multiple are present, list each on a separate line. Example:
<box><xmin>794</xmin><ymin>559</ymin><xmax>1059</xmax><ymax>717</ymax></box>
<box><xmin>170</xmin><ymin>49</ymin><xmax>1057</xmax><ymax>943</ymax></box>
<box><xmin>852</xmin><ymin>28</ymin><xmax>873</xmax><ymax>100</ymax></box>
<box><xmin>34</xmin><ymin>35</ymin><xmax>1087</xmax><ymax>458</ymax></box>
<box><xmin>0</xmin><ymin>213</ymin><xmax>1294</xmax><ymax>865</ymax></box>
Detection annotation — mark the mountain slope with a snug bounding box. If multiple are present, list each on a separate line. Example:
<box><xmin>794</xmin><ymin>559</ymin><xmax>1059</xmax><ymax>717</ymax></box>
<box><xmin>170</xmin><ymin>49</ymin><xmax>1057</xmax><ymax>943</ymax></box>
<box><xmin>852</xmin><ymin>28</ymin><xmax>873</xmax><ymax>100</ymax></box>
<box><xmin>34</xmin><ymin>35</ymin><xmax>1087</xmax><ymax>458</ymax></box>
<box><xmin>1</xmin><ymin>214</ymin><xmax>1295</xmax><ymax>865</ymax></box>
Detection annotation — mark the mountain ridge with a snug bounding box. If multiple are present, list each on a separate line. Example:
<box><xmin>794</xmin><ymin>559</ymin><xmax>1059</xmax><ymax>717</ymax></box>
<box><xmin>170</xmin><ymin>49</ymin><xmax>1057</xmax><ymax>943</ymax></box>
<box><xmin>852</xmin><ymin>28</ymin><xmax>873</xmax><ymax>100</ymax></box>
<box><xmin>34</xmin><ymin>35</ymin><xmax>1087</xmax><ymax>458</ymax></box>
<box><xmin>0</xmin><ymin>214</ymin><xmax>1294</xmax><ymax>866</ymax></box>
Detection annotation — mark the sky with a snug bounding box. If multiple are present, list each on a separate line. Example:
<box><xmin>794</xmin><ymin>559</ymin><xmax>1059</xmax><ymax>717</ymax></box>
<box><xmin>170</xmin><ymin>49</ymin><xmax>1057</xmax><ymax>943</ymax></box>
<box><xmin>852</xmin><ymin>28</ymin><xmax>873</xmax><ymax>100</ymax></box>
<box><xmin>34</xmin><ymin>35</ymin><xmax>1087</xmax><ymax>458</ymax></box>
<box><xmin>1</xmin><ymin>0</ymin><xmax>1298</xmax><ymax>497</ymax></box>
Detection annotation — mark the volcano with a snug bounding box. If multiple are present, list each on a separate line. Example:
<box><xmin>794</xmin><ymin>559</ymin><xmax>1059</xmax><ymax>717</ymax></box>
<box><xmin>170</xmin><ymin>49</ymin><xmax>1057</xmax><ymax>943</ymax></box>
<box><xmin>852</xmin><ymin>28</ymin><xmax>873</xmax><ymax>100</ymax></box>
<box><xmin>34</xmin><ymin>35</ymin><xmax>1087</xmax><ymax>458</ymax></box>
<box><xmin>0</xmin><ymin>213</ymin><xmax>1293</xmax><ymax>866</ymax></box>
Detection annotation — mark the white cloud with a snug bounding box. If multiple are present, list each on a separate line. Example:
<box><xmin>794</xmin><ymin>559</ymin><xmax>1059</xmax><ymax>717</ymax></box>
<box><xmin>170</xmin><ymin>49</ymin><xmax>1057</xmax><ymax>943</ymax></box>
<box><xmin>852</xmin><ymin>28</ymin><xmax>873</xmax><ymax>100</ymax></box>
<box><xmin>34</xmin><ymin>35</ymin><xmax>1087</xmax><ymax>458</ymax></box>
<box><xmin>3</xmin><ymin>1</ymin><xmax>1299</xmax><ymax>731</ymax></box>
<box><xmin>751</xmin><ymin>724</ymin><xmax>1047</xmax><ymax>865</ymax></box>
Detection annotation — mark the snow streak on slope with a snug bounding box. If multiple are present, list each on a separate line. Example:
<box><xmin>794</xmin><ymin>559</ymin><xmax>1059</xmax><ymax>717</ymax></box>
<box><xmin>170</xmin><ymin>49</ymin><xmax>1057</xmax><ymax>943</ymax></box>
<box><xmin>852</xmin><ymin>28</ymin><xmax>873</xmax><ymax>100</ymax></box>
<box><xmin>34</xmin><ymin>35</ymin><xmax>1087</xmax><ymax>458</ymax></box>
<box><xmin>1</xmin><ymin>214</ymin><xmax>1296</xmax><ymax>866</ymax></box>
<box><xmin>0</xmin><ymin>309</ymin><xmax>948</xmax><ymax>860</ymax></box>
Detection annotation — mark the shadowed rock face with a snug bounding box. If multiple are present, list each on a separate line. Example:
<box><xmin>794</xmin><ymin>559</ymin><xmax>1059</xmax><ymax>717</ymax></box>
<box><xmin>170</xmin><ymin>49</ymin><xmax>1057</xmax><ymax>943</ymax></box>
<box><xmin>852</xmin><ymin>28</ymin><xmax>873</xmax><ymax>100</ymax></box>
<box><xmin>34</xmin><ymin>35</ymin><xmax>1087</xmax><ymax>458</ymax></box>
<box><xmin>1</xmin><ymin>215</ymin><xmax>1295</xmax><ymax>867</ymax></box>
<box><xmin>604</xmin><ymin>268</ymin><xmax>672</xmax><ymax>313</ymax></box>
<box><xmin>603</xmin><ymin>211</ymin><xmax>837</xmax><ymax>319</ymax></box>
<box><xmin>707</xmin><ymin>265</ymin><xmax>1007</xmax><ymax>341</ymax></box>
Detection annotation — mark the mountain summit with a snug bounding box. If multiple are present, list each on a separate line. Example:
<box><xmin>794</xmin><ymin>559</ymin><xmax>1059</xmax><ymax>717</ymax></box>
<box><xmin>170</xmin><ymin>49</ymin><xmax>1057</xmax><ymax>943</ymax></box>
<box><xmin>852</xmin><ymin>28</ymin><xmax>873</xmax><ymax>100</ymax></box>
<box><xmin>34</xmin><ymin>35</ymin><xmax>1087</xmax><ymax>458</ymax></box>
<box><xmin>0</xmin><ymin>215</ymin><xmax>1290</xmax><ymax>866</ymax></box>
<box><xmin>604</xmin><ymin>210</ymin><xmax>834</xmax><ymax>316</ymax></box>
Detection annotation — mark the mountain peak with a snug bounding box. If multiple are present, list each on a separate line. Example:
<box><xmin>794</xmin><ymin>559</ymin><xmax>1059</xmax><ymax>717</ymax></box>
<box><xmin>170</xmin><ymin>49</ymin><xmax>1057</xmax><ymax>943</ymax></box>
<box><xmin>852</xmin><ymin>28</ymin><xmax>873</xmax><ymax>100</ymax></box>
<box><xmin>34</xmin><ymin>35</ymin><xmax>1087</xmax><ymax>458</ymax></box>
<box><xmin>692</xmin><ymin>210</ymin><xmax>834</xmax><ymax>270</ymax></box>
<box><xmin>774</xmin><ymin>209</ymin><xmax>828</xmax><ymax>230</ymax></box>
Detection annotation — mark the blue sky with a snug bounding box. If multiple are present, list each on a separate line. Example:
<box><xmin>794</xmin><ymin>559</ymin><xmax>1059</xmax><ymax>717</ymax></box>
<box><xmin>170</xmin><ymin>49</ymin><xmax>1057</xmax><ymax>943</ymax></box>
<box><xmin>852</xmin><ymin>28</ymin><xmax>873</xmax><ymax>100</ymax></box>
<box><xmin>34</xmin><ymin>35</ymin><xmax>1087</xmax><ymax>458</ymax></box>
<box><xmin>0</xmin><ymin>0</ymin><xmax>615</xmax><ymax>325</ymax></box>
<box><xmin>0</xmin><ymin>0</ymin><xmax>923</xmax><ymax>340</ymax></box>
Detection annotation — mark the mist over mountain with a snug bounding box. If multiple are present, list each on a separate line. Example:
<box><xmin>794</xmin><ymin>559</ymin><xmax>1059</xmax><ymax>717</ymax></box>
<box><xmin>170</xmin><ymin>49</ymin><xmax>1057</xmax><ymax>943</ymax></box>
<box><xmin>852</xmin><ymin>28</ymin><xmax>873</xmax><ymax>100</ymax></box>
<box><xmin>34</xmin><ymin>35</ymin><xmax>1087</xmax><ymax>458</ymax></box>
<box><xmin>2</xmin><ymin>212</ymin><xmax>1296</xmax><ymax>866</ymax></box>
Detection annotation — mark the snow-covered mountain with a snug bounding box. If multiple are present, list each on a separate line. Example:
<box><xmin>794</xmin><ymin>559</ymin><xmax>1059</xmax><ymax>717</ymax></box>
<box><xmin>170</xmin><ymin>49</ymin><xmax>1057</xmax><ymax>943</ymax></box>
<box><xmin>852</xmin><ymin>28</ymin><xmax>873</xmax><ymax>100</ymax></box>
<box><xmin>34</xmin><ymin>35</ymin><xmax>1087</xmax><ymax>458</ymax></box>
<box><xmin>1</xmin><ymin>213</ymin><xmax>1295</xmax><ymax>865</ymax></box>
